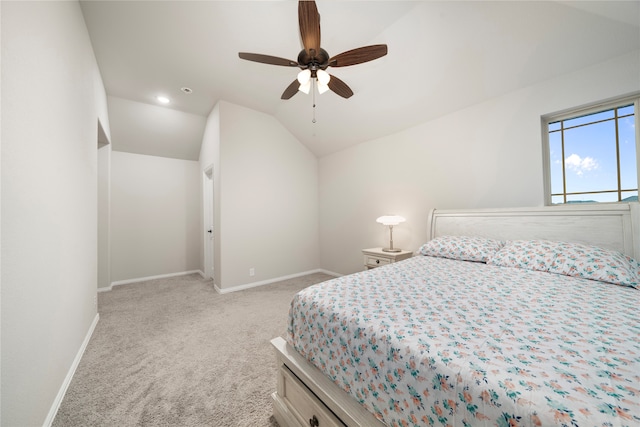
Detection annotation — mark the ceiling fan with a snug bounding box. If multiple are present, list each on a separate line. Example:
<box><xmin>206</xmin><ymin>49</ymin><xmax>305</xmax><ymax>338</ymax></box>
<box><xmin>238</xmin><ymin>0</ymin><xmax>388</xmax><ymax>100</ymax></box>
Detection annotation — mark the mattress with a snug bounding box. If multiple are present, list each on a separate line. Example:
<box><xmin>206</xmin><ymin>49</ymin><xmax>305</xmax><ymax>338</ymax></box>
<box><xmin>287</xmin><ymin>255</ymin><xmax>640</xmax><ymax>427</ymax></box>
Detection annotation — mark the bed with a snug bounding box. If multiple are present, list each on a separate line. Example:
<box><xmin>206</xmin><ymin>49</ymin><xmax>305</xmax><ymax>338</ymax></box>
<box><xmin>271</xmin><ymin>204</ymin><xmax>640</xmax><ymax>427</ymax></box>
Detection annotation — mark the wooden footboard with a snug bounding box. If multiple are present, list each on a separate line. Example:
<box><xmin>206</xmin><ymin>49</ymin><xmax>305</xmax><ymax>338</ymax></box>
<box><xmin>271</xmin><ymin>337</ymin><xmax>386</xmax><ymax>427</ymax></box>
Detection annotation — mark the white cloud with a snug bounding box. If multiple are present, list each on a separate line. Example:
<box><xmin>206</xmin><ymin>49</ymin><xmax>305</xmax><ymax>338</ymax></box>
<box><xmin>565</xmin><ymin>153</ymin><xmax>598</xmax><ymax>176</ymax></box>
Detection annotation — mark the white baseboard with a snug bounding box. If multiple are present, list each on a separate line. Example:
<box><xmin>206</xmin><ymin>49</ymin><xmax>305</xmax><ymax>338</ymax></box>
<box><xmin>318</xmin><ymin>268</ymin><xmax>342</xmax><ymax>278</ymax></box>
<box><xmin>44</xmin><ymin>313</ymin><xmax>100</xmax><ymax>427</ymax></box>
<box><xmin>213</xmin><ymin>268</ymin><xmax>341</xmax><ymax>294</ymax></box>
<box><xmin>98</xmin><ymin>270</ymin><xmax>203</xmax><ymax>292</ymax></box>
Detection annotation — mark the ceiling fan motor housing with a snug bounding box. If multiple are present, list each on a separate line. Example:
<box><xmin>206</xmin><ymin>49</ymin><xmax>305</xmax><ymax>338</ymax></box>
<box><xmin>298</xmin><ymin>48</ymin><xmax>330</xmax><ymax>70</ymax></box>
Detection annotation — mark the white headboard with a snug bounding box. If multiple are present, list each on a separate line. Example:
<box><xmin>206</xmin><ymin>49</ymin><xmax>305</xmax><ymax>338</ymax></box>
<box><xmin>427</xmin><ymin>203</ymin><xmax>640</xmax><ymax>259</ymax></box>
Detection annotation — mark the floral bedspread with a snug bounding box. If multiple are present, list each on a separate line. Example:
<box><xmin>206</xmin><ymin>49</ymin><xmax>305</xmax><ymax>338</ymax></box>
<box><xmin>287</xmin><ymin>256</ymin><xmax>640</xmax><ymax>427</ymax></box>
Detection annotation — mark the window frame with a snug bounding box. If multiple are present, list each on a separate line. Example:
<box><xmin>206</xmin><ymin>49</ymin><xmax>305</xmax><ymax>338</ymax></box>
<box><xmin>541</xmin><ymin>93</ymin><xmax>640</xmax><ymax>206</ymax></box>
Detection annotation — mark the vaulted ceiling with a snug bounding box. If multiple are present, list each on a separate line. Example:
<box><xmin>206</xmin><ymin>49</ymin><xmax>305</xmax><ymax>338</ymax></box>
<box><xmin>80</xmin><ymin>1</ymin><xmax>640</xmax><ymax>159</ymax></box>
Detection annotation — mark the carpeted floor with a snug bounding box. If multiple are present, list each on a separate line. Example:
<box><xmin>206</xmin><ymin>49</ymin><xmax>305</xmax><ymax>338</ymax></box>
<box><xmin>52</xmin><ymin>272</ymin><xmax>333</xmax><ymax>427</ymax></box>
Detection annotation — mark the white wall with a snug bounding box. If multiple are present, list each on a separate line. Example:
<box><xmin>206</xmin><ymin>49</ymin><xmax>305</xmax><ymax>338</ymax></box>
<box><xmin>319</xmin><ymin>51</ymin><xmax>640</xmax><ymax>275</ymax></box>
<box><xmin>199</xmin><ymin>101</ymin><xmax>320</xmax><ymax>290</ymax></box>
<box><xmin>1</xmin><ymin>1</ymin><xmax>108</xmax><ymax>425</ymax></box>
<box><xmin>107</xmin><ymin>96</ymin><xmax>206</xmax><ymax>161</ymax></box>
<box><xmin>110</xmin><ymin>151</ymin><xmax>200</xmax><ymax>283</ymax></box>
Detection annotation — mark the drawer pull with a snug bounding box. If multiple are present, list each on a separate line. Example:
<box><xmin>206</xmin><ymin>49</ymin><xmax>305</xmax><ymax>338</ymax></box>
<box><xmin>309</xmin><ymin>415</ymin><xmax>319</xmax><ymax>427</ymax></box>
<box><xmin>376</xmin><ymin>259</ymin><xmax>380</xmax><ymax>264</ymax></box>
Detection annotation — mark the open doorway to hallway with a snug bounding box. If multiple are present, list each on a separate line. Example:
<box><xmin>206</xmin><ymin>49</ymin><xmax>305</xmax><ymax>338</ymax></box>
<box><xmin>97</xmin><ymin>120</ymin><xmax>111</xmax><ymax>292</ymax></box>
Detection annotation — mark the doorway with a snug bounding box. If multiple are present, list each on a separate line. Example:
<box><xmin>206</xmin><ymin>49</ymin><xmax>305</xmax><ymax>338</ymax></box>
<box><xmin>203</xmin><ymin>166</ymin><xmax>214</xmax><ymax>280</ymax></box>
<box><xmin>97</xmin><ymin>120</ymin><xmax>111</xmax><ymax>291</ymax></box>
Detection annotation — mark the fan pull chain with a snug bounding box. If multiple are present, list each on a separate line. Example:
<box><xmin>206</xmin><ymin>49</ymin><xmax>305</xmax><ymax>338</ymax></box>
<box><xmin>312</xmin><ymin>78</ymin><xmax>317</xmax><ymax>123</ymax></box>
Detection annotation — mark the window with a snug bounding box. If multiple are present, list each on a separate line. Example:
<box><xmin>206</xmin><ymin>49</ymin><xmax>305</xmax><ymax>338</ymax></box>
<box><xmin>543</xmin><ymin>95</ymin><xmax>639</xmax><ymax>205</ymax></box>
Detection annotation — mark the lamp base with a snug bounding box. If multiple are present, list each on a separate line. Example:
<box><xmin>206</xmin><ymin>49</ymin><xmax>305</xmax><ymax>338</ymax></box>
<box><xmin>382</xmin><ymin>247</ymin><xmax>401</xmax><ymax>253</ymax></box>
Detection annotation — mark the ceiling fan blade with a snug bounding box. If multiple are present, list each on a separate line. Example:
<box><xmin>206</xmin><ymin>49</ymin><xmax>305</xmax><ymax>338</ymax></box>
<box><xmin>281</xmin><ymin>79</ymin><xmax>300</xmax><ymax>100</ymax></box>
<box><xmin>238</xmin><ymin>52</ymin><xmax>299</xmax><ymax>67</ymax></box>
<box><xmin>298</xmin><ymin>0</ymin><xmax>321</xmax><ymax>59</ymax></box>
<box><xmin>329</xmin><ymin>44</ymin><xmax>388</xmax><ymax>67</ymax></box>
<box><xmin>327</xmin><ymin>74</ymin><xmax>353</xmax><ymax>99</ymax></box>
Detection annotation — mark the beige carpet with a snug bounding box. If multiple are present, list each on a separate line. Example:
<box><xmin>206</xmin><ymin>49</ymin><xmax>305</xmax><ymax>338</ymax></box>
<box><xmin>53</xmin><ymin>272</ymin><xmax>333</xmax><ymax>427</ymax></box>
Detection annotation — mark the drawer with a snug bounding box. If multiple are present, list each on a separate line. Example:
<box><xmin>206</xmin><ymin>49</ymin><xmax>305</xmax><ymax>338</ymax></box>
<box><xmin>280</xmin><ymin>366</ymin><xmax>345</xmax><ymax>427</ymax></box>
<box><xmin>364</xmin><ymin>255</ymin><xmax>391</xmax><ymax>268</ymax></box>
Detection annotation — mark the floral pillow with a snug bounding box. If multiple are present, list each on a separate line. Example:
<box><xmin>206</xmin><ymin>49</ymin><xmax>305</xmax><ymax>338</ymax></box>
<box><xmin>419</xmin><ymin>236</ymin><xmax>504</xmax><ymax>263</ymax></box>
<box><xmin>488</xmin><ymin>239</ymin><xmax>640</xmax><ymax>288</ymax></box>
<box><xmin>486</xmin><ymin>240</ymin><xmax>559</xmax><ymax>273</ymax></box>
<box><xmin>550</xmin><ymin>241</ymin><xmax>639</xmax><ymax>288</ymax></box>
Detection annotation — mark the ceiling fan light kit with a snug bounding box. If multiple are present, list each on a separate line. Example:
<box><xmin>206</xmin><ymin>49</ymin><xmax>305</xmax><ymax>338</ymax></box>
<box><xmin>238</xmin><ymin>0</ymin><xmax>388</xmax><ymax>101</ymax></box>
<box><xmin>295</xmin><ymin>68</ymin><xmax>330</xmax><ymax>95</ymax></box>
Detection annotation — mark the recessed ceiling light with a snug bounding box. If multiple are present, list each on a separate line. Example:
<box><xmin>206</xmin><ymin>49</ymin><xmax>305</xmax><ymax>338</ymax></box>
<box><xmin>156</xmin><ymin>95</ymin><xmax>170</xmax><ymax>104</ymax></box>
<box><xmin>181</xmin><ymin>87</ymin><xmax>193</xmax><ymax>94</ymax></box>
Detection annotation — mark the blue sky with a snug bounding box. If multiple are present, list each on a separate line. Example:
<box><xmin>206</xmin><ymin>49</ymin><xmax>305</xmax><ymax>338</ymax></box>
<box><xmin>548</xmin><ymin>106</ymin><xmax>637</xmax><ymax>203</ymax></box>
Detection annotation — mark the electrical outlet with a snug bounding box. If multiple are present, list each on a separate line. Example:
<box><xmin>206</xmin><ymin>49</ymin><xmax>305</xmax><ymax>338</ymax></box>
<box><xmin>249</xmin><ymin>268</ymin><xmax>255</xmax><ymax>277</ymax></box>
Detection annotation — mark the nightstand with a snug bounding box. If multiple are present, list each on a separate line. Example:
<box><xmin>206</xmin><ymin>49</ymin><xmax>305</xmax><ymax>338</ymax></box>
<box><xmin>362</xmin><ymin>247</ymin><xmax>413</xmax><ymax>269</ymax></box>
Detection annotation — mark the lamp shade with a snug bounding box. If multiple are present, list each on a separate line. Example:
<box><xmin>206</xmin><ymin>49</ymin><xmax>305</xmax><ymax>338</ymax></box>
<box><xmin>316</xmin><ymin>69</ymin><xmax>331</xmax><ymax>85</ymax></box>
<box><xmin>376</xmin><ymin>215</ymin><xmax>406</xmax><ymax>226</ymax></box>
<box><xmin>298</xmin><ymin>80</ymin><xmax>311</xmax><ymax>94</ymax></box>
<box><xmin>317</xmin><ymin>82</ymin><xmax>330</xmax><ymax>94</ymax></box>
<box><xmin>297</xmin><ymin>69</ymin><xmax>311</xmax><ymax>85</ymax></box>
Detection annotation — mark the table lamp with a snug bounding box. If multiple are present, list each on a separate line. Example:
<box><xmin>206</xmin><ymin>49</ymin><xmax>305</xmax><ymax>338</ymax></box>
<box><xmin>376</xmin><ymin>215</ymin><xmax>406</xmax><ymax>252</ymax></box>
